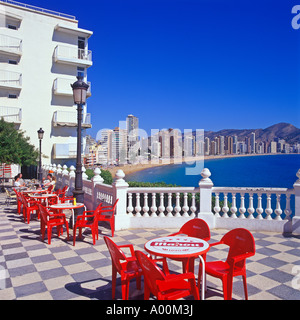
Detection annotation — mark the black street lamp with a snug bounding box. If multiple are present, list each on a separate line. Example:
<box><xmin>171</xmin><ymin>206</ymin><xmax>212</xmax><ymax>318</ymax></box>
<box><xmin>37</xmin><ymin>128</ymin><xmax>44</xmax><ymax>183</ymax></box>
<box><xmin>71</xmin><ymin>76</ymin><xmax>89</xmax><ymax>219</ymax></box>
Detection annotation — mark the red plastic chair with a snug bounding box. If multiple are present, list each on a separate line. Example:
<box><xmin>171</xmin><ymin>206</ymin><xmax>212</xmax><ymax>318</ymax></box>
<box><xmin>38</xmin><ymin>203</ymin><xmax>69</xmax><ymax>245</ymax></box>
<box><xmin>104</xmin><ymin>236</ymin><xmax>142</xmax><ymax>300</ymax></box>
<box><xmin>20</xmin><ymin>193</ymin><xmax>39</xmax><ymax>224</ymax></box>
<box><xmin>199</xmin><ymin>228</ymin><xmax>255</xmax><ymax>300</ymax></box>
<box><xmin>135</xmin><ymin>250</ymin><xmax>199</xmax><ymax>300</ymax></box>
<box><xmin>46</xmin><ymin>184</ymin><xmax>54</xmax><ymax>194</ymax></box>
<box><xmin>98</xmin><ymin>199</ymin><xmax>119</xmax><ymax>237</ymax></box>
<box><xmin>73</xmin><ymin>203</ymin><xmax>103</xmax><ymax>246</ymax></box>
<box><xmin>168</xmin><ymin>218</ymin><xmax>211</xmax><ymax>272</ymax></box>
<box><xmin>13</xmin><ymin>188</ymin><xmax>22</xmax><ymax>215</ymax></box>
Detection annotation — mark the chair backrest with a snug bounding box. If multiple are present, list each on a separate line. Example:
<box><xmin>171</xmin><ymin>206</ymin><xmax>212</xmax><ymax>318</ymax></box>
<box><xmin>47</xmin><ymin>185</ymin><xmax>54</xmax><ymax>193</ymax></box>
<box><xmin>135</xmin><ymin>250</ymin><xmax>166</xmax><ymax>297</ymax></box>
<box><xmin>179</xmin><ymin>218</ymin><xmax>210</xmax><ymax>241</ymax></box>
<box><xmin>37</xmin><ymin>203</ymin><xmax>49</xmax><ymax>224</ymax></box>
<box><xmin>103</xmin><ymin>236</ymin><xmax>128</xmax><ymax>274</ymax></box>
<box><xmin>221</xmin><ymin>228</ymin><xmax>255</xmax><ymax>268</ymax></box>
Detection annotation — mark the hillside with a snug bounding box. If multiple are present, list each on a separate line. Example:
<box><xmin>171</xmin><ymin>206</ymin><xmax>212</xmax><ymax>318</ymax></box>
<box><xmin>204</xmin><ymin>123</ymin><xmax>300</xmax><ymax>144</ymax></box>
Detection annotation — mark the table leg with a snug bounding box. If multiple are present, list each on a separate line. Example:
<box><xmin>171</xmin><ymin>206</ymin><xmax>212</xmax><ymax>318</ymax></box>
<box><xmin>198</xmin><ymin>254</ymin><xmax>205</xmax><ymax>300</ymax></box>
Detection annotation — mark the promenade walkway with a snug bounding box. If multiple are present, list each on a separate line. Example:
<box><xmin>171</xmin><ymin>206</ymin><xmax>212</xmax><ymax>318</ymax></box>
<box><xmin>0</xmin><ymin>193</ymin><xmax>300</xmax><ymax>300</ymax></box>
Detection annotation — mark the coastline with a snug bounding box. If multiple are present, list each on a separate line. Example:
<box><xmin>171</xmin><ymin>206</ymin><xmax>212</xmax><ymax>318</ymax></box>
<box><xmin>105</xmin><ymin>153</ymin><xmax>297</xmax><ymax>177</ymax></box>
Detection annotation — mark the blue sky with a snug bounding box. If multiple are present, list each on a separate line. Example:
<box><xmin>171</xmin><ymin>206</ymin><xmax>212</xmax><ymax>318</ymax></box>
<box><xmin>25</xmin><ymin>0</ymin><xmax>300</xmax><ymax>138</ymax></box>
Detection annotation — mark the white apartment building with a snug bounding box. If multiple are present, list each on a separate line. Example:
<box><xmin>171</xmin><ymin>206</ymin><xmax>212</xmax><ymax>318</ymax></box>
<box><xmin>0</xmin><ymin>0</ymin><xmax>92</xmax><ymax>166</ymax></box>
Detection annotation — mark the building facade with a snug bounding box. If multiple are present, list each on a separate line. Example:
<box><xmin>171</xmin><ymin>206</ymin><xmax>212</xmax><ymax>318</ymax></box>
<box><xmin>0</xmin><ymin>0</ymin><xmax>92</xmax><ymax>166</ymax></box>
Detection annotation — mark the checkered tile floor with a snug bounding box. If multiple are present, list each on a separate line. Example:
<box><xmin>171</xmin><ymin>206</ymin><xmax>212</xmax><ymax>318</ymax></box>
<box><xmin>1</xmin><ymin>194</ymin><xmax>300</xmax><ymax>300</ymax></box>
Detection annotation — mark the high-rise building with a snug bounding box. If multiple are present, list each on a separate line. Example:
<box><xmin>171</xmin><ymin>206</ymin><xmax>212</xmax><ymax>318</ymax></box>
<box><xmin>250</xmin><ymin>132</ymin><xmax>256</xmax><ymax>154</ymax></box>
<box><xmin>112</xmin><ymin>127</ymin><xmax>127</xmax><ymax>164</ymax></box>
<box><xmin>204</xmin><ymin>137</ymin><xmax>210</xmax><ymax>156</ymax></box>
<box><xmin>126</xmin><ymin>114</ymin><xmax>139</xmax><ymax>163</ymax></box>
<box><xmin>0</xmin><ymin>0</ymin><xmax>93</xmax><ymax>165</ymax></box>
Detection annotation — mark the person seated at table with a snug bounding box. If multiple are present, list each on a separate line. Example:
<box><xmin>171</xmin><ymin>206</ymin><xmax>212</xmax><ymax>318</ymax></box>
<box><xmin>17</xmin><ymin>173</ymin><xmax>26</xmax><ymax>187</ymax></box>
<box><xmin>44</xmin><ymin>174</ymin><xmax>56</xmax><ymax>188</ymax></box>
<box><xmin>14</xmin><ymin>175</ymin><xmax>22</xmax><ymax>187</ymax></box>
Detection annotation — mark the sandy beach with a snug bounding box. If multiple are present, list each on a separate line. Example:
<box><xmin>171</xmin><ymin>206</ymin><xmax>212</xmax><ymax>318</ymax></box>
<box><xmin>105</xmin><ymin>153</ymin><xmax>295</xmax><ymax>177</ymax></box>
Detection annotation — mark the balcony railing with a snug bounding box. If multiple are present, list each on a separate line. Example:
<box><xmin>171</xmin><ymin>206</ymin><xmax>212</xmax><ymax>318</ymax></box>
<box><xmin>0</xmin><ymin>0</ymin><xmax>76</xmax><ymax>20</ymax></box>
<box><xmin>54</xmin><ymin>45</ymin><xmax>92</xmax><ymax>67</ymax></box>
<box><xmin>53</xmin><ymin>77</ymin><xmax>91</xmax><ymax>97</ymax></box>
<box><xmin>53</xmin><ymin>110</ymin><xmax>91</xmax><ymax>128</ymax></box>
<box><xmin>0</xmin><ymin>106</ymin><xmax>21</xmax><ymax>123</ymax></box>
<box><xmin>0</xmin><ymin>34</ymin><xmax>22</xmax><ymax>56</ymax></box>
<box><xmin>53</xmin><ymin>143</ymin><xmax>85</xmax><ymax>159</ymax></box>
<box><xmin>0</xmin><ymin>70</ymin><xmax>22</xmax><ymax>89</ymax></box>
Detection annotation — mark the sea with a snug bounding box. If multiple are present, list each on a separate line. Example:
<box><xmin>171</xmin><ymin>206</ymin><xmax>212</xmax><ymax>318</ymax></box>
<box><xmin>126</xmin><ymin>154</ymin><xmax>300</xmax><ymax>188</ymax></box>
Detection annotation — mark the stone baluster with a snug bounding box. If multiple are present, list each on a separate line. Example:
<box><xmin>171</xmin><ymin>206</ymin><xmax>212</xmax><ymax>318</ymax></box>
<box><xmin>247</xmin><ymin>193</ymin><xmax>255</xmax><ymax>219</ymax></box>
<box><xmin>150</xmin><ymin>193</ymin><xmax>157</xmax><ymax>217</ymax></box>
<box><xmin>135</xmin><ymin>193</ymin><xmax>142</xmax><ymax>217</ymax></box>
<box><xmin>174</xmin><ymin>192</ymin><xmax>181</xmax><ymax>217</ymax></box>
<box><xmin>52</xmin><ymin>164</ymin><xmax>57</xmax><ymax>173</ymax></box>
<box><xmin>182</xmin><ymin>192</ymin><xmax>189</xmax><ymax>217</ymax></box>
<box><xmin>284</xmin><ymin>193</ymin><xmax>292</xmax><ymax>221</ymax></box>
<box><xmin>190</xmin><ymin>193</ymin><xmax>196</xmax><ymax>218</ymax></box>
<box><xmin>82</xmin><ymin>165</ymin><xmax>88</xmax><ymax>180</ymax></box>
<box><xmin>265</xmin><ymin>193</ymin><xmax>273</xmax><ymax>220</ymax></box>
<box><xmin>166</xmin><ymin>193</ymin><xmax>173</xmax><ymax>217</ymax></box>
<box><xmin>57</xmin><ymin>164</ymin><xmax>62</xmax><ymax>174</ymax></box>
<box><xmin>158</xmin><ymin>193</ymin><xmax>165</xmax><ymax>217</ymax></box>
<box><xmin>230</xmin><ymin>193</ymin><xmax>237</xmax><ymax>218</ymax></box>
<box><xmin>274</xmin><ymin>194</ymin><xmax>282</xmax><ymax>220</ymax></box>
<box><xmin>127</xmin><ymin>193</ymin><xmax>134</xmax><ymax>217</ymax></box>
<box><xmin>222</xmin><ymin>192</ymin><xmax>229</xmax><ymax>218</ymax></box>
<box><xmin>62</xmin><ymin>165</ymin><xmax>69</xmax><ymax>175</ymax></box>
<box><xmin>256</xmin><ymin>193</ymin><xmax>264</xmax><ymax>220</ymax></box>
<box><xmin>143</xmin><ymin>193</ymin><xmax>150</xmax><ymax>217</ymax></box>
<box><xmin>239</xmin><ymin>193</ymin><xmax>246</xmax><ymax>219</ymax></box>
<box><xmin>214</xmin><ymin>192</ymin><xmax>221</xmax><ymax>217</ymax></box>
<box><xmin>69</xmin><ymin>165</ymin><xmax>76</xmax><ymax>178</ymax></box>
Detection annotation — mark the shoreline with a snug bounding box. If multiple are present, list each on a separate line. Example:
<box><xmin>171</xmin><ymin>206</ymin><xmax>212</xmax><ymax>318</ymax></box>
<box><xmin>105</xmin><ymin>153</ymin><xmax>298</xmax><ymax>177</ymax></box>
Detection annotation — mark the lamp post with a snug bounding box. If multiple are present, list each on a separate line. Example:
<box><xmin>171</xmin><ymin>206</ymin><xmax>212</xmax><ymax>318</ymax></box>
<box><xmin>71</xmin><ymin>76</ymin><xmax>89</xmax><ymax>220</ymax></box>
<box><xmin>37</xmin><ymin>128</ymin><xmax>44</xmax><ymax>183</ymax></box>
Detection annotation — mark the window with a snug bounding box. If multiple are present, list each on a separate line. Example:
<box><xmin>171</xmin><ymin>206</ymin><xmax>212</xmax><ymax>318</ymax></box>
<box><xmin>8</xmin><ymin>60</ymin><xmax>17</xmax><ymax>65</ymax></box>
<box><xmin>7</xmin><ymin>24</ymin><xmax>17</xmax><ymax>30</ymax></box>
<box><xmin>8</xmin><ymin>94</ymin><xmax>17</xmax><ymax>99</ymax></box>
<box><xmin>77</xmin><ymin>67</ymin><xmax>85</xmax><ymax>78</ymax></box>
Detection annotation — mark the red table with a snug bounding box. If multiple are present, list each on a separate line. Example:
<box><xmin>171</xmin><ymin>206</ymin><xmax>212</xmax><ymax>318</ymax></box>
<box><xmin>144</xmin><ymin>235</ymin><xmax>210</xmax><ymax>300</ymax></box>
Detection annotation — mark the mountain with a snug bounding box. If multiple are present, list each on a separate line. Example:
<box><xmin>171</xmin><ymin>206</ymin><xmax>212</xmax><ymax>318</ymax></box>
<box><xmin>204</xmin><ymin>123</ymin><xmax>300</xmax><ymax>144</ymax></box>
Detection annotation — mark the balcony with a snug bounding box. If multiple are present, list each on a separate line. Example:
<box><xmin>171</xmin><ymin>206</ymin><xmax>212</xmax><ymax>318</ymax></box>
<box><xmin>0</xmin><ymin>34</ymin><xmax>22</xmax><ymax>56</ymax></box>
<box><xmin>52</xmin><ymin>143</ymin><xmax>83</xmax><ymax>159</ymax></box>
<box><xmin>0</xmin><ymin>70</ymin><xmax>22</xmax><ymax>89</ymax></box>
<box><xmin>0</xmin><ymin>106</ymin><xmax>21</xmax><ymax>123</ymax></box>
<box><xmin>53</xmin><ymin>77</ymin><xmax>91</xmax><ymax>97</ymax></box>
<box><xmin>54</xmin><ymin>45</ymin><xmax>92</xmax><ymax>68</ymax></box>
<box><xmin>53</xmin><ymin>110</ymin><xmax>92</xmax><ymax>128</ymax></box>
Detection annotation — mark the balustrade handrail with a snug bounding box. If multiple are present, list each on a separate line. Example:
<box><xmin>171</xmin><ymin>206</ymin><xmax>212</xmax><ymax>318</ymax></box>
<box><xmin>127</xmin><ymin>186</ymin><xmax>199</xmax><ymax>193</ymax></box>
<box><xmin>212</xmin><ymin>186</ymin><xmax>295</xmax><ymax>194</ymax></box>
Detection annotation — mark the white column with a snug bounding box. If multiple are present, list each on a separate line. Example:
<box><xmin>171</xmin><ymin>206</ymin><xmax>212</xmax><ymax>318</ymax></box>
<box><xmin>198</xmin><ymin>168</ymin><xmax>215</xmax><ymax>228</ymax></box>
<box><xmin>113</xmin><ymin>169</ymin><xmax>130</xmax><ymax>231</ymax></box>
<box><xmin>292</xmin><ymin>169</ymin><xmax>300</xmax><ymax>234</ymax></box>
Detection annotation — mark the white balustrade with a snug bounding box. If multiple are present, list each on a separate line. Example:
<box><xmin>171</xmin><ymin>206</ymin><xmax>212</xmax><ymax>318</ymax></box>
<box><xmin>212</xmin><ymin>187</ymin><xmax>295</xmax><ymax>221</ymax></box>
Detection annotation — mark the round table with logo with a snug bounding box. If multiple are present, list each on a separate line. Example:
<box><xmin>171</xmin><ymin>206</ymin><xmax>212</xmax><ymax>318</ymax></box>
<box><xmin>144</xmin><ymin>235</ymin><xmax>210</xmax><ymax>300</ymax></box>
